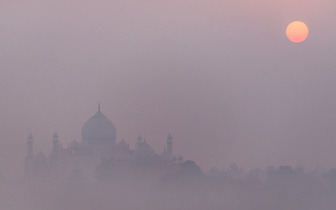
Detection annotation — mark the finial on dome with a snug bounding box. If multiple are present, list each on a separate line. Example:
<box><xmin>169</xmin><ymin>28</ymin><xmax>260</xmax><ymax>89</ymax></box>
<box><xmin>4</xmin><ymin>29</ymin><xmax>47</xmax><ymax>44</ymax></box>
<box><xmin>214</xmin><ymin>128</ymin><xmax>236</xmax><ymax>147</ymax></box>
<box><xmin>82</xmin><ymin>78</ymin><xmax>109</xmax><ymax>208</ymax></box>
<box><xmin>98</xmin><ymin>102</ymin><xmax>101</xmax><ymax>112</ymax></box>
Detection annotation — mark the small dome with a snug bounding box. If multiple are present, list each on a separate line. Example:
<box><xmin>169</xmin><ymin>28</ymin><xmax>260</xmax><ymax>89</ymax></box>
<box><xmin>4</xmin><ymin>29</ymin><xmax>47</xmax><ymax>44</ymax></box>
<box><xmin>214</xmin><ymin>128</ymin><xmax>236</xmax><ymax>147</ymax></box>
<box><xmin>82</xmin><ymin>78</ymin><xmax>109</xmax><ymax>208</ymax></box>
<box><xmin>81</xmin><ymin>110</ymin><xmax>117</xmax><ymax>145</ymax></box>
<box><xmin>134</xmin><ymin>139</ymin><xmax>156</xmax><ymax>159</ymax></box>
<box><xmin>118</xmin><ymin>139</ymin><xmax>129</xmax><ymax>150</ymax></box>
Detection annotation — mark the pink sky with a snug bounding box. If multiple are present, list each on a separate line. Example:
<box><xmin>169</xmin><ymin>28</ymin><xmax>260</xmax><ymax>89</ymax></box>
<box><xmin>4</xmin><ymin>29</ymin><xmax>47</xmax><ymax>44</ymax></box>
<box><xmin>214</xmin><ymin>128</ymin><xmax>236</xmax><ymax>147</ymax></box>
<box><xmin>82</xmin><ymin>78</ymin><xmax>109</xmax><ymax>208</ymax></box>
<box><xmin>1</xmin><ymin>0</ymin><xmax>336</xmax><ymax>177</ymax></box>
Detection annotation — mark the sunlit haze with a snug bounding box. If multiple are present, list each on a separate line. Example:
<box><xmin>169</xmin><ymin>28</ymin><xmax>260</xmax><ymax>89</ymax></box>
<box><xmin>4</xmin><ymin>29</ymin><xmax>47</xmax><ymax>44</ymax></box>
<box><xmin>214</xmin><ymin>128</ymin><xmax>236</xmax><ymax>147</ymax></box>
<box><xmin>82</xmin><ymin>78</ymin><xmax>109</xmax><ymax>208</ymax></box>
<box><xmin>1</xmin><ymin>0</ymin><xmax>336</xmax><ymax>180</ymax></box>
<box><xmin>2</xmin><ymin>1</ymin><xmax>336</xmax><ymax>209</ymax></box>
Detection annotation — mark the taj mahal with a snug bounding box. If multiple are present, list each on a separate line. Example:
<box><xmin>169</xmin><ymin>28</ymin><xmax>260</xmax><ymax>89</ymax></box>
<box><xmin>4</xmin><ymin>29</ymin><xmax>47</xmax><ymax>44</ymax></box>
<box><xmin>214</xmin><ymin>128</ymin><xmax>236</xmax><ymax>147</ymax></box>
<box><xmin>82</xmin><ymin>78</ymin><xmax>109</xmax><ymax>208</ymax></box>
<box><xmin>24</xmin><ymin>104</ymin><xmax>183</xmax><ymax>182</ymax></box>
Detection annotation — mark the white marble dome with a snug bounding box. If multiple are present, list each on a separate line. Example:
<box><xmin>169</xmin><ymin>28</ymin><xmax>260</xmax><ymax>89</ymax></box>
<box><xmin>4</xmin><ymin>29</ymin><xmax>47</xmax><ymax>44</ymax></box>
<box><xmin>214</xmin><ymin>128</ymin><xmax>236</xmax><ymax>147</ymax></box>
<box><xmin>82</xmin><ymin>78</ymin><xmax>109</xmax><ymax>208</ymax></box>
<box><xmin>81</xmin><ymin>108</ymin><xmax>116</xmax><ymax>145</ymax></box>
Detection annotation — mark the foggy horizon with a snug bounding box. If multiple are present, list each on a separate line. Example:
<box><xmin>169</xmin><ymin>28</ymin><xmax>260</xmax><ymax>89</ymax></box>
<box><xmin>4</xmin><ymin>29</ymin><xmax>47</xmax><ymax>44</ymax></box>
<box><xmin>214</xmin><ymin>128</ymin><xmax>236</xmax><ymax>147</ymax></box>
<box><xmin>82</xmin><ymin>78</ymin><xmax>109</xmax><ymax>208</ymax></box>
<box><xmin>2</xmin><ymin>0</ymin><xmax>336</xmax><ymax>209</ymax></box>
<box><xmin>1</xmin><ymin>0</ymin><xmax>336</xmax><ymax>182</ymax></box>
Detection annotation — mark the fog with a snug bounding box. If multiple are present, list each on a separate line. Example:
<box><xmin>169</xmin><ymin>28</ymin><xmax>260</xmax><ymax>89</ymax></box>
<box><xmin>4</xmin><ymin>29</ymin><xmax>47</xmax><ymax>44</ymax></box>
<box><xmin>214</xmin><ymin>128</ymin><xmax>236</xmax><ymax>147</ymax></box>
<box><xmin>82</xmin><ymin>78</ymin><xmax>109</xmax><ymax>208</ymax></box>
<box><xmin>1</xmin><ymin>0</ymin><xmax>336</xmax><ymax>208</ymax></box>
<box><xmin>3</xmin><ymin>163</ymin><xmax>336</xmax><ymax>210</ymax></box>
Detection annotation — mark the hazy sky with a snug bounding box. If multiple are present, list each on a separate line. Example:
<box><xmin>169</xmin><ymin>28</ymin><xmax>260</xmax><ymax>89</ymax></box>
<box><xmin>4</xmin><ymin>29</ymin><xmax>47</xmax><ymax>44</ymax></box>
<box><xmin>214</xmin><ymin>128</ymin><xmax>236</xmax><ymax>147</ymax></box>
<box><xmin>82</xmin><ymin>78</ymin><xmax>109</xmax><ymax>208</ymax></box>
<box><xmin>1</xmin><ymin>0</ymin><xmax>336</xmax><ymax>177</ymax></box>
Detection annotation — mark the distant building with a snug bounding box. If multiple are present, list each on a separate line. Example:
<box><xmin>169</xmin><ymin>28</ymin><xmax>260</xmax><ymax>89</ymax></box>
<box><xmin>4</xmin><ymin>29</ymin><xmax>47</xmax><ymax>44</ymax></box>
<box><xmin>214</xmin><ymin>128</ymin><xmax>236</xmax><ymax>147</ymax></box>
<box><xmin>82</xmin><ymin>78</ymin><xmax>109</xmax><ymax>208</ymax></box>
<box><xmin>24</xmin><ymin>105</ymin><xmax>183</xmax><ymax>182</ymax></box>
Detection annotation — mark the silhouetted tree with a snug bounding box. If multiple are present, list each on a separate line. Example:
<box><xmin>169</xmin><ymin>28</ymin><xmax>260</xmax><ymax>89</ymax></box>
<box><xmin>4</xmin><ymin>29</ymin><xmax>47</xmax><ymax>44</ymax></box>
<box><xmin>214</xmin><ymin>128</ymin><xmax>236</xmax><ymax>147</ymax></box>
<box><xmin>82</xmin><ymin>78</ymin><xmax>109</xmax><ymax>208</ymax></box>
<box><xmin>161</xmin><ymin>160</ymin><xmax>205</xmax><ymax>189</ymax></box>
<box><xmin>277</xmin><ymin>165</ymin><xmax>295</xmax><ymax>176</ymax></box>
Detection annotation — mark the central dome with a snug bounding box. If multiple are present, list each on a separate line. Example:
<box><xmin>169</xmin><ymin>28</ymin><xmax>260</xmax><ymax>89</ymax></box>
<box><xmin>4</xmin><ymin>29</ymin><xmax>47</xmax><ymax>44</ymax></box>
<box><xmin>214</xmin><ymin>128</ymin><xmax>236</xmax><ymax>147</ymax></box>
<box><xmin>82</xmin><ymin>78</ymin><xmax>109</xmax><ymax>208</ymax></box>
<box><xmin>81</xmin><ymin>109</ymin><xmax>117</xmax><ymax>145</ymax></box>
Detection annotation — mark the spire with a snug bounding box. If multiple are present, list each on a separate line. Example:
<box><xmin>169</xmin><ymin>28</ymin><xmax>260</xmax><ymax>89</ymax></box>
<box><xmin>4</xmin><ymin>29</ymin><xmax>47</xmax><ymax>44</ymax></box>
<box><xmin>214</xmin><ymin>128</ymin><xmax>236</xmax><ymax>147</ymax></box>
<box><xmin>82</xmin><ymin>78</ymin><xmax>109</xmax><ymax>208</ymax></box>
<box><xmin>26</xmin><ymin>134</ymin><xmax>33</xmax><ymax>158</ymax></box>
<box><xmin>52</xmin><ymin>131</ymin><xmax>60</xmax><ymax>157</ymax></box>
<box><xmin>27</xmin><ymin>134</ymin><xmax>33</xmax><ymax>142</ymax></box>
<box><xmin>98</xmin><ymin>102</ymin><xmax>101</xmax><ymax>112</ymax></box>
<box><xmin>167</xmin><ymin>133</ymin><xmax>172</xmax><ymax>156</ymax></box>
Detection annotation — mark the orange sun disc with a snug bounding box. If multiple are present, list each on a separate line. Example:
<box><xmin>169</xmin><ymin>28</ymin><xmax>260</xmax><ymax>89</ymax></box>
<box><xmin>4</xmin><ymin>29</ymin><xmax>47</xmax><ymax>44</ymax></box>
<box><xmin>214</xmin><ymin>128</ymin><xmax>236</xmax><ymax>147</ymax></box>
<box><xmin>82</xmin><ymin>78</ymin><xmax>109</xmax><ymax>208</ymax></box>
<box><xmin>286</xmin><ymin>21</ymin><xmax>309</xmax><ymax>43</ymax></box>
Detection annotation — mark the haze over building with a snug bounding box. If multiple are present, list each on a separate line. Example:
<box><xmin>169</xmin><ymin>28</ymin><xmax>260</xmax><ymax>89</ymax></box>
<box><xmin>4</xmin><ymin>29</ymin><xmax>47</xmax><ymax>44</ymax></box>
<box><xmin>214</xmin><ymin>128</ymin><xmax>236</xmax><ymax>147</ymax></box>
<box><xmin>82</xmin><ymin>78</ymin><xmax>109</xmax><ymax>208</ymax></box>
<box><xmin>25</xmin><ymin>104</ymin><xmax>183</xmax><ymax>182</ymax></box>
<box><xmin>1</xmin><ymin>0</ymin><xmax>336</xmax><ymax>177</ymax></box>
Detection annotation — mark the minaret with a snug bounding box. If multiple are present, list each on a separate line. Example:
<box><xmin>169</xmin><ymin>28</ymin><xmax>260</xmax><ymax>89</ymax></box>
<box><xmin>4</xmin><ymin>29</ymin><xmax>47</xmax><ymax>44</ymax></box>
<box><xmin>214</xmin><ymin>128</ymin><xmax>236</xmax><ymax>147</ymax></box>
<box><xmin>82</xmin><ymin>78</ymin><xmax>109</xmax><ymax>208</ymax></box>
<box><xmin>25</xmin><ymin>134</ymin><xmax>34</xmax><ymax>177</ymax></box>
<box><xmin>27</xmin><ymin>134</ymin><xmax>33</xmax><ymax>158</ymax></box>
<box><xmin>178</xmin><ymin>155</ymin><xmax>183</xmax><ymax>164</ymax></box>
<box><xmin>167</xmin><ymin>134</ymin><xmax>172</xmax><ymax>156</ymax></box>
<box><xmin>52</xmin><ymin>132</ymin><xmax>59</xmax><ymax>157</ymax></box>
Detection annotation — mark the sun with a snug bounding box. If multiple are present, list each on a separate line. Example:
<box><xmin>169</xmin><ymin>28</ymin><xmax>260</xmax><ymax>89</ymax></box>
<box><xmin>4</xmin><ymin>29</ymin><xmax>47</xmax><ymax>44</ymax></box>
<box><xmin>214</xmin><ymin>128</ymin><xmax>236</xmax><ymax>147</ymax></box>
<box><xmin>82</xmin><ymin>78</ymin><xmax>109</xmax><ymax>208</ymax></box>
<box><xmin>286</xmin><ymin>21</ymin><xmax>309</xmax><ymax>43</ymax></box>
